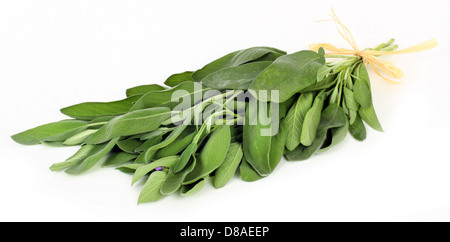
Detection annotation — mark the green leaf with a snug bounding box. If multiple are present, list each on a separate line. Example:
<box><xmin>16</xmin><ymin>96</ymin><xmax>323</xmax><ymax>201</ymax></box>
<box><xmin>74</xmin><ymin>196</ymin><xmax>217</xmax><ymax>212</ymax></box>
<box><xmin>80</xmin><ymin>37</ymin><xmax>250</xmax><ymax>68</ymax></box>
<box><xmin>201</xmin><ymin>62</ymin><xmax>272</xmax><ymax>90</ymax></box>
<box><xmin>173</xmin><ymin>142</ymin><xmax>198</xmax><ymax>173</ymax></box>
<box><xmin>103</xmin><ymin>151</ymin><xmax>137</xmax><ymax>167</ymax></box>
<box><xmin>138</xmin><ymin>171</ymin><xmax>167</xmax><ymax>204</ymax></box>
<box><xmin>249</xmin><ymin>50</ymin><xmax>325</xmax><ymax>103</ymax></box>
<box><xmin>62</xmin><ymin>129</ymin><xmax>97</xmax><ymax>146</ymax></box>
<box><xmin>239</xmin><ymin>156</ymin><xmax>263</xmax><ymax>182</ymax></box>
<box><xmin>353</xmin><ymin>64</ymin><xmax>372</xmax><ymax>109</ymax></box>
<box><xmin>132</xmin><ymin>156</ymin><xmax>179</xmax><ymax>185</ymax></box>
<box><xmin>349</xmin><ymin>115</ymin><xmax>367</xmax><ymax>141</ymax></box>
<box><xmin>184</xmin><ymin>125</ymin><xmax>231</xmax><ymax>184</ymax></box>
<box><xmin>192</xmin><ymin>47</ymin><xmax>286</xmax><ymax>81</ymax></box>
<box><xmin>359</xmin><ymin>104</ymin><xmax>383</xmax><ymax>132</ymax></box>
<box><xmin>116</xmin><ymin>164</ymin><xmax>142</xmax><ymax>174</ymax></box>
<box><xmin>284</xmin><ymin>93</ymin><xmax>314</xmax><ymax>151</ymax></box>
<box><xmin>12</xmin><ymin>120</ymin><xmax>87</xmax><ymax>145</ymax></box>
<box><xmin>60</xmin><ymin>95</ymin><xmax>142</xmax><ymax>120</ymax></box>
<box><xmin>85</xmin><ymin>107</ymin><xmax>171</xmax><ymax>144</ymax></box>
<box><xmin>316</xmin><ymin>65</ymin><xmax>333</xmax><ymax>82</ymax></box>
<box><xmin>285</xmin><ymin>104</ymin><xmax>347</xmax><ymax>161</ymax></box>
<box><xmin>155</xmin><ymin>128</ymin><xmax>197</xmax><ymax>159</ymax></box>
<box><xmin>134</xmin><ymin>135</ymin><xmax>163</xmax><ymax>154</ymax></box>
<box><xmin>141</xmin><ymin>125</ymin><xmax>187</xmax><ymax>162</ymax></box>
<box><xmin>64</xmin><ymin>137</ymin><xmax>119</xmax><ymax>174</ymax></box>
<box><xmin>214</xmin><ymin>143</ymin><xmax>243</xmax><ymax>189</ymax></box>
<box><xmin>268</xmin><ymin>119</ymin><xmax>287</xmax><ymax>171</ymax></box>
<box><xmin>49</xmin><ymin>145</ymin><xmax>96</xmax><ymax>172</ymax></box>
<box><xmin>317</xmin><ymin>118</ymin><xmax>349</xmax><ymax>153</ymax></box>
<box><xmin>302</xmin><ymin>73</ymin><xmax>337</xmax><ymax>93</ymax></box>
<box><xmin>130</xmin><ymin>81</ymin><xmax>210</xmax><ymax>111</ymax></box>
<box><xmin>164</xmin><ymin>71</ymin><xmax>194</xmax><ymax>87</ymax></box>
<box><xmin>117</xmin><ymin>138</ymin><xmax>143</xmax><ymax>154</ymax></box>
<box><xmin>242</xmin><ymin>99</ymin><xmax>272</xmax><ymax>176</ymax></box>
<box><xmin>126</xmin><ymin>84</ymin><xmax>165</xmax><ymax>97</ymax></box>
<box><xmin>301</xmin><ymin>92</ymin><xmax>326</xmax><ymax>146</ymax></box>
<box><xmin>181</xmin><ymin>176</ymin><xmax>209</xmax><ymax>197</ymax></box>
<box><xmin>160</xmin><ymin>156</ymin><xmax>196</xmax><ymax>195</ymax></box>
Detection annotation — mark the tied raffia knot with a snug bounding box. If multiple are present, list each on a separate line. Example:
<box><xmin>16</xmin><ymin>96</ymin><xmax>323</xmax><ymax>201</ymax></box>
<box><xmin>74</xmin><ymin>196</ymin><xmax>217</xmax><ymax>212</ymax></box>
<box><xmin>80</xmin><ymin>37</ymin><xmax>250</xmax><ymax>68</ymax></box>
<box><xmin>310</xmin><ymin>9</ymin><xmax>438</xmax><ymax>83</ymax></box>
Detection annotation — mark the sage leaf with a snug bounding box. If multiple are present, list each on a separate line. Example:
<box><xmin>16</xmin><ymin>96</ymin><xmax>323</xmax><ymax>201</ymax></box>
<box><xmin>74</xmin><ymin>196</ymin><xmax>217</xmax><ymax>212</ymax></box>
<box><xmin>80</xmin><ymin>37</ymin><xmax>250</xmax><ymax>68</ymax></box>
<box><xmin>132</xmin><ymin>156</ymin><xmax>179</xmax><ymax>185</ymax></box>
<box><xmin>173</xmin><ymin>142</ymin><xmax>198</xmax><ymax>173</ymax></box>
<box><xmin>138</xmin><ymin>171</ymin><xmax>167</xmax><ymax>204</ymax></box>
<box><xmin>61</xmin><ymin>95</ymin><xmax>142</xmax><ymax>120</ymax></box>
<box><xmin>160</xmin><ymin>156</ymin><xmax>196</xmax><ymax>195</ymax></box>
<box><xmin>85</xmin><ymin>107</ymin><xmax>171</xmax><ymax>144</ymax></box>
<box><xmin>130</xmin><ymin>81</ymin><xmax>210</xmax><ymax>111</ymax></box>
<box><xmin>103</xmin><ymin>151</ymin><xmax>137</xmax><ymax>167</ymax></box>
<box><xmin>116</xmin><ymin>164</ymin><xmax>142</xmax><ymax>174</ymax></box>
<box><xmin>353</xmin><ymin>64</ymin><xmax>372</xmax><ymax>109</ymax></box>
<box><xmin>269</xmin><ymin>120</ymin><xmax>287</xmax><ymax>171</ymax></box>
<box><xmin>12</xmin><ymin>120</ymin><xmax>87</xmax><ymax>145</ymax></box>
<box><xmin>65</xmin><ymin>137</ymin><xmax>119</xmax><ymax>175</ymax></box>
<box><xmin>134</xmin><ymin>135</ymin><xmax>163</xmax><ymax>154</ymax></box>
<box><xmin>201</xmin><ymin>61</ymin><xmax>272</xmax><ymax>90</ymax></box>
<box><xmin>184</xmin><ymin>125</ymin><xmax>231</xmax><ymax>184</ymax></box>
<box><xmin>141</xmin><ymin>125</ymin><xmax>187</xmax><ymax>162</ymax></box>
<box><xmin>126</xmin><ymin>84</ymin><xmax>165</xmax><ymax>97</ymax></box>
<box><xmin>359</xmin><ymin>104</ymin><xmax>383</xmax><ymax>132</ymax></box>
<box><xmin>250</xmin><ymin>50</ymin><xmax>325</xmax><ymax>103</ymax></box>
<box><xmin>349</xmin><ymin>115</ymin><xmax>367</xmax><ymax>141</ymax></box>
<box><xmin>155</xmin><ymin>128</ymin><xmax>197</xmax><ymax>159</ymax></box>
<box><xmin>181</xmin><ymin>176</ymin><xmax>209</xmax><ymax>197</ymax></box>
<box><xmin>318</xmin><ymin>118</ymin><xmax>349</xmax><ymax>153</ymax></box>
<box><xmin>117</xmin><ymin>138</ymin><xmax>143</xmax><ymax>154</ymax></box>
<box><xmin>239</xmin><ymin>156</ymin><xmax>263</xmax><ymax>182</ymax></box>
<box><xmin>49</xmin><ymin>145</ymin><xmax>96</xmax><ymax>172</ymax></box>
<box><xmin>302</xmin><ymin>74</ymin><xmax>337</xmax><ymax>93</ymax></box>
<box><xmin>192</xmin><ymin>47</ymin><xmax>286</xmax><ymax>81</ymax></box>
<box><xmin>284</xmin><ymin>93</ymin><xmax>314</xmax><ymax>151</ymax></box>
<box><xmin>164</xmin><ymin>71</ymin><xmax>194</xmax><ymax>87</ymax></box>
<box><xmin>214</xmin><ymin>143</ymin><xmax>243</xmax><ymax>189</ymax></box>
<box><xmin>242</xmin><ymin>99</ymin><xmax>272</xmax><ymax>176</ymax></box>
<box><xmin>63</xmin><ymin>129</ymin><xmax>97</xmax><ymax>146</ymax></box>
<box><xmin>301</xmin><ymin>92</ymin><xmax>326</xmax><ymax>146</ymax></box>
<box><xmin>286</xmin><ymin>104</ymin><xmax>347</xmax><ymax>161</ymax></box>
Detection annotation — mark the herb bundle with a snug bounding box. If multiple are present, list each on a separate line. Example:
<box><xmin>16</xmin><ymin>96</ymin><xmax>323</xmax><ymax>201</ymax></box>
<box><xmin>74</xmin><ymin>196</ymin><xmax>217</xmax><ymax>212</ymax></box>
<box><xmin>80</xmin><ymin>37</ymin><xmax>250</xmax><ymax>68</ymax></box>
<box><xmin>11</xmin><ymin>14</ymin><xmax>437</xmax><ymax>204</ymax></box>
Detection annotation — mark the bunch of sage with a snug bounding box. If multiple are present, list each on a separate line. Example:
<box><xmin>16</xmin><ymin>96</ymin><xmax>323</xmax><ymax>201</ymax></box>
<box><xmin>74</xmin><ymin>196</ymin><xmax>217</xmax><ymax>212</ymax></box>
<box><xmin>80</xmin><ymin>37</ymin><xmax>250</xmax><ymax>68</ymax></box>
<box><xmin>10</xmin><ymin>39</ymin><xmax>414</xmax><ymax>204</ymax></box>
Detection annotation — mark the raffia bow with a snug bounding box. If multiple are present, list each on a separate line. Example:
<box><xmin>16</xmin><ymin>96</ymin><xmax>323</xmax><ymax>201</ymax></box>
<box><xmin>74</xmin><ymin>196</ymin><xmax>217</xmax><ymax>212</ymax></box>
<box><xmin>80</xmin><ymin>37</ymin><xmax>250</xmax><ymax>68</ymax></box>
<box><xmin>309</xmin><ymin>9</ymin><xmax>438</xmax><ymax>83</ymax></box>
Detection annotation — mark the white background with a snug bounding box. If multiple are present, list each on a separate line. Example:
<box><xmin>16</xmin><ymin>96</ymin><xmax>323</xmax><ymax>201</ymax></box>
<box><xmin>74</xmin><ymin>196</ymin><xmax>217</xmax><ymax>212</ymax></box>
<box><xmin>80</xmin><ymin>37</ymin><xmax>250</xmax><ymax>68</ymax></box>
<box><xmin>0</xmin><ymin>0</ymin><xmax>449</xmax><ymax>222</ymax></box>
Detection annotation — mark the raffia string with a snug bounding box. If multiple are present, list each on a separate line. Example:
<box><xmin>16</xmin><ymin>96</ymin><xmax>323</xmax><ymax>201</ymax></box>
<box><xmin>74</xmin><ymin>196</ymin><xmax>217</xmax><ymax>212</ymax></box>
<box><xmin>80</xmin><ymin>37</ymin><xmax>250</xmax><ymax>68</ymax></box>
<box><xmin>309</xmin><ymin>9</ymin><xmax>439</xmax><ymax>83</ymax></box>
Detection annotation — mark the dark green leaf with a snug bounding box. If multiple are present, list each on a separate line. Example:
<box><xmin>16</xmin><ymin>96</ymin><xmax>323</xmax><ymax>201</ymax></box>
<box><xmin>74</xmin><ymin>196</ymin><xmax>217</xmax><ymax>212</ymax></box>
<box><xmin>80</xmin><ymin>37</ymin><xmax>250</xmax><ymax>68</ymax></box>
<box><xmin>126</xmin><ymin>84</ymin><xmax>165</xmax><ymax>97</ymax></box>
<box><xmin>192</xmin><ymin>47</ymin><xmax>286</xmax><ymax>81</ymax></box>
<box><xmin>301</xmin><ymin>92</ymin><xmax>326</xmax><ymax>146</ymax></box>
<box><xmin>181</xmin><ymin>176</ymin><xmax>209</xmax><ymax>196</ymax></box>
<box><xmin>285</xmin><ymin>104</ymin><xmax>347</xmax><ymax>161</ymax></box>
<box><xmin>284</xmin><ymin>93</ymin><xmax>314</xmax><ymax>151</ymax></box>
<box><xmin>350</xmin><ymin>115</ymin><xmax>367</xmax><ymax>141</ymax></box>
<box><xmin>239</xmin><ymin>156</ymin><xmax>263</xmax><ymax>182</ymax></box>
<box><xmin>201</xmin><ymin>61</ymin><xmax>272</xmax><ymax>90</ymax></box>
<box><xmin>164</xmin><ymin>71</ymin><xmax>194</xmax><ymax>87</ymax></box>
<box><xmin>249</xmin><ymin>50</ymin><xmax>325</xmax><ymax>103</ymax></box>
